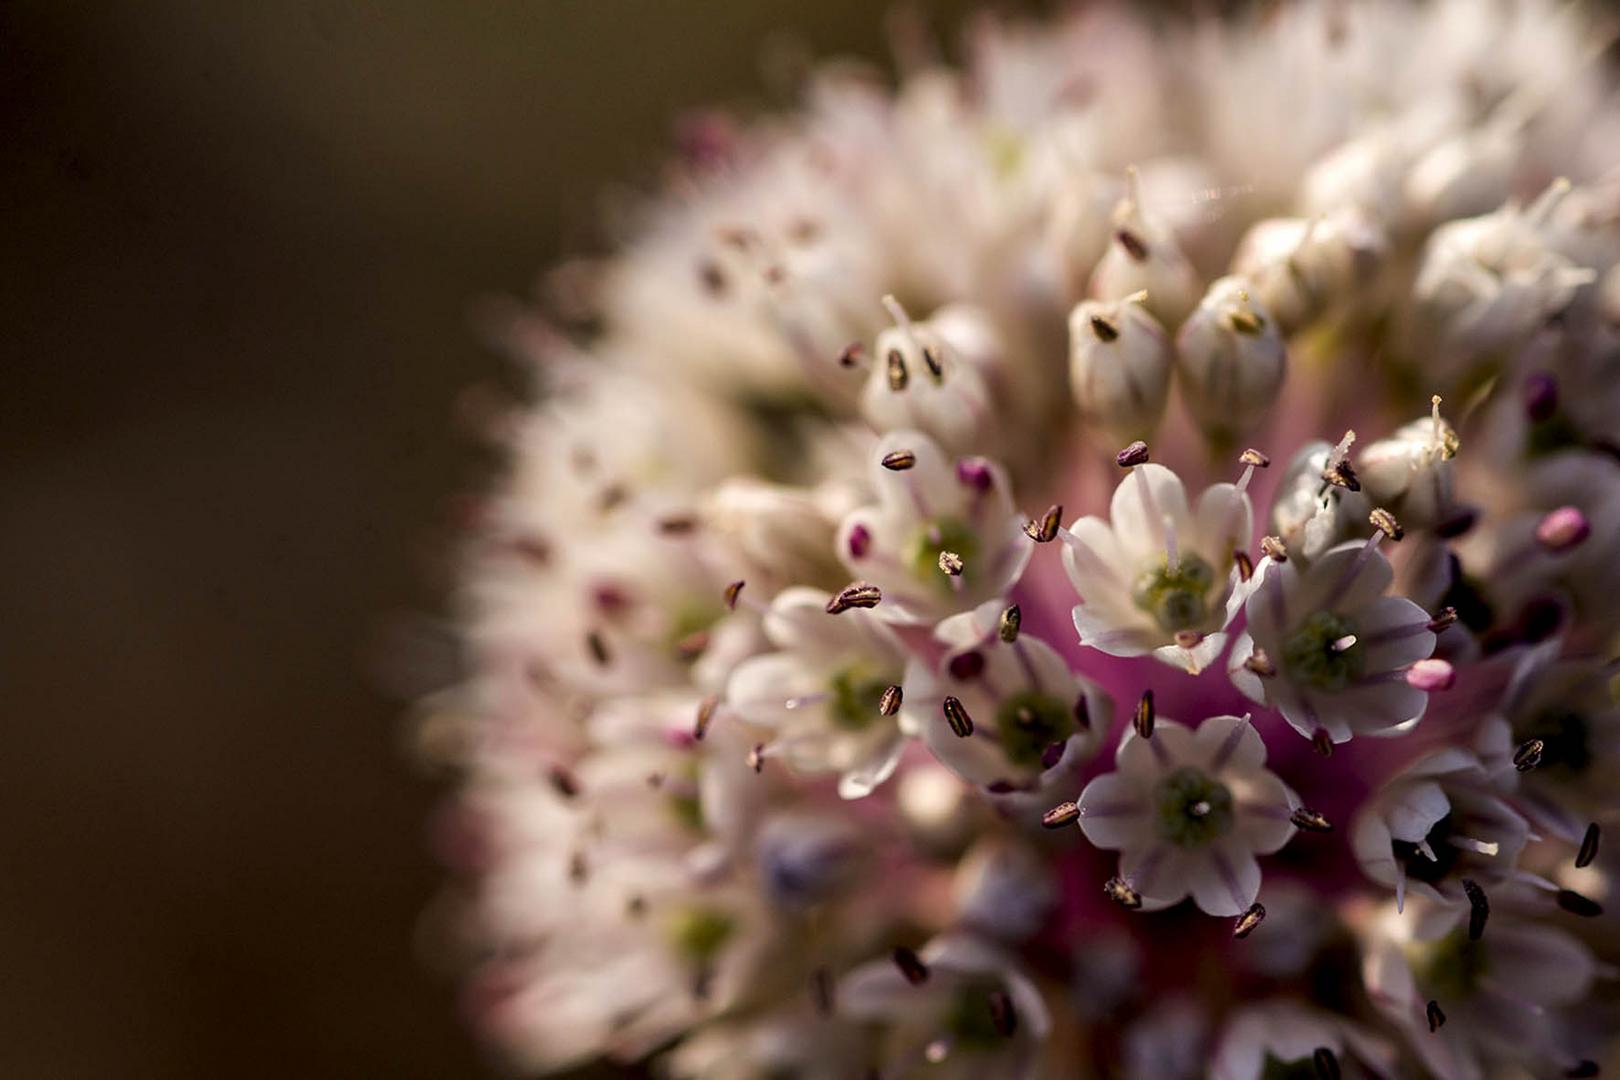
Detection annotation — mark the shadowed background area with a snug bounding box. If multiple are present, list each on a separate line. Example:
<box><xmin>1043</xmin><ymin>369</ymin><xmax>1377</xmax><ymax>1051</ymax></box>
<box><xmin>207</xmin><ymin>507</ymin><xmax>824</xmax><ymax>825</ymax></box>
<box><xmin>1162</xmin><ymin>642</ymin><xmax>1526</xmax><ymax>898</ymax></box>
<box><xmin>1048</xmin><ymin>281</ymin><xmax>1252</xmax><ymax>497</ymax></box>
<box><xmin>0</xmin><ymin>2</ymin><xmax>1026</xmax><ymax>1076</ymax></box>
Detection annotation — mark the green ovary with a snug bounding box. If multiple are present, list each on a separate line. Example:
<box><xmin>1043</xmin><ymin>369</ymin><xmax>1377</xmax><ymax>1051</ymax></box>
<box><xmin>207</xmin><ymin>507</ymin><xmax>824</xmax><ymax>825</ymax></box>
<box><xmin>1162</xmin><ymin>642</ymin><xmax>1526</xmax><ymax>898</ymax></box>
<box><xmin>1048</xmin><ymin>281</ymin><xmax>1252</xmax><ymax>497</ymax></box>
<box><xmin>905</xmin><ymin>517</ymin><xmax>981</xmax><ymax>592</ymax></box>
<box><xmin>995</xmin><ymin>690</ymin><xmax>1076</xmax><ymax>766</ymax></box>
<box><xmin>1131</xmin><ymin>553</ymin><xmax>1216</xmax><ymax>633</ymax></box>
<box><xmin>669</xmin><ymin>906</ymin><xmax>736</xmax><ymax>964</ymax></box>
<box><xmin>1281</xmin><ymin>610</ymin><xmax>1366</xmax><ymax>692</ymax></box>
<box><xmin>1153</xmin><ymin>766</ymin><xmax>1235</xmax><ymax>847</ymax></box>
<box><xmin>828</xmin><ymin>663</ymin><xmax>894</xmax><ymax>732</ymax></box>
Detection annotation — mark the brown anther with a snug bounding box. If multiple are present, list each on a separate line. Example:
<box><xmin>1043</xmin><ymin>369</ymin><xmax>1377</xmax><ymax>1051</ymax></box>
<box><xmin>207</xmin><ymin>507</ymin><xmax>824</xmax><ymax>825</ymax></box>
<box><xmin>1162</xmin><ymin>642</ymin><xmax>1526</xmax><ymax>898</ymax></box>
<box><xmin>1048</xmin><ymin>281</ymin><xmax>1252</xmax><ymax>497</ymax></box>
<box><xmin>1240</xmin><ymin>448</ymin><xmax>1271</xmax><ymax>468</ymax></box>
<box><xmin>1234</xmin><ymin>549</ymin><xmax>1255</xmax><ymax>582</ymax></box>
<box><xmin>998</xmin><ymin>604</ymin><xmax>1022</xmax><ymax>643</ymax></box>
<box><xmin>1427</xmin><ymin>606</ymin><xmax>1458</xmax><ymax>633</ymax></box>
<box><xmin>656</xmin><ymin>514</ymin><xmax>699</xmax><ymax>535</ymax></box>
<box><xmin>1090</xmin><ymin>315</ymin><xmax>1120</xmax><ymax>342</ymax></box>
<box><xmin>826</xmin><ymin>582</ymin><xmax>882</xmax><ymax>614</ymax></box>
<box><xmin>1174</xmin><ymin>629</ymin><xmax>1204</xmax><ymax>650</ymax></box>
<box><xmin>568</xmin><ymin>851</ymin><xmax>588</xmax><ymax>883</ymax></box>
<box><xmin>1369</xmin><ymin>507</ymin><xmax>1404</xmax><ymax>541</ymax></box>
<box><xmin>942</xmin><ymin>696</ymin><xmax>974</xmax><ymax>738</ymax></box>
<box><xmin>1426</xmin><ymin>999</ymin><xmax>1446</xmax><ymax>1032</ymax></box>
<box><xmin>697</xmin><ymin>259</ymin><xmax>726</xmax><ymax>296</ymax></box>
<box><xmin>1311</xmin><ymin>728</ymin><xmax>1335</xmax><ymax>757</ymax></box>
<box><xmin>878</xmin><ymin>684</ymin><xmax>903</xmax><ymax>717</ymax></box>
<box><xmin>1244</xmin><ymin>648</ymin><xmax>1277</xmax><ymax>677</ymax></box>
<box><xmin>892</xmin><ymin>946</ymin><xmax>929</xmax><ymax>985</ymax></box>
<box><xmin>1513</xmin><ymin>738</ymin><xmax>1545</xmax><ymax>772</ymax></box>
<box><xmin>1260</xmin><ymin>535</ymin><xmax>1289</xmax><ymax>562</ymax></box>
<box><xmin>1577</xmin><ymin>822</ymin><xmax>1601</xmax><ymax>869</ymax></box>
<box><xmin>810</xmin><ymin>966</ymin><xmax>835</xmax><ymax>1016</ymax></box>
<box><xmin>548</xmin><ymin>764</ymin><xmax>581</xmax><ymax>800</ymax></box>
<box><xmin>921</xmin><ymin>345</ymin><xmax>944</xmax><ymax>380</ymax></box>
<box><xmin>747</xmin><ymin>743</ymin><xmax>767</xmax><ymax>773</ymax></box>
<box><xmin>1312</xmin><ymin>1047</ymin><xmax>1341</xmax><ymax>1080</ymax></box>
<box><xmin>1228</xmin><ymin>309</ymin><xmax>1265</xmax><ymax>336</ymax></box>
<box><xmin>586</xmin><ymin>630</ymin><xmax>611</xmax><ymax>667</ymax></box>
<box><xmin>674</xmin><ymin>629</ymin><xmax>711</xmax><ymax>661</ymax></box>
<box><xmin>694</xmin><ymin>695</ymin><xmax>719</xmax><ymax>741</ymax></box>
<box><xmin>1116</xmin><ymin>440</ymin><xmax>1151</xmax><ymax>468</ymax></box>
<box><xmin>1104</xmin><ymin>876</ymin><xmax>1142</xmax><ymax>909</ymax></box>
<box><xmin>1290</xmin><ymin>807</ymin><xmax>1333</xmax><ymax>833</ymax></box>
<box><xmin>1462</xmin><ymin>879</ymin><xmax>1489</xmax><ymax>940</ymax></box>
<box><xmin>1023</xmin><ymin>505</ymin><xmax>1062</xmax><ymax>543</ymax></box>
<box><xmin>723</xmin><ymin>580</ymin><xmax>745</xmax><ymax>611</ymax></box>
<box><xmin>1322</xmin><ymin>457</ymin><xmax>1360</xmax><ymax>492</ymax></box>
<box><xmin>938</xmin><ymin>551</ymin><xmax>965</xmax><ymax>576</ymax></box>
<box><xmin>1115</xmin><ymin>228</ymin><xmax>1149</xmax><ymax>261</ymax></box>
<box><xmin>1557</xmin><ymin>889</ymin><xmax>1603</xmax><ymax>917</ymax></box>
<box><xmin>988</xmin><ymin>989</ymin><xmax>1017</xmax><ymax>1038</ymax></box>
<box><xmin>1233</xmin><ymin>902</ymin><xmax>1266</xmax><ymax>939</ymax></box>
<box><xmin>1042</xmin><ymin>801</ymin><xmax>1080</xmax><ymax>829</ymax></box>
<box><xmin>881</xmin><ymin>449</ymin><xmax>918</xmax><ymax>471</ymax></box>
<box><xmin>837</xmin><ymin>341</ymin><xmax>865</xmax><ymax>368</ymax></box>
<box><xmin>1133</xmin><ymin>690</ymin><xmax>1155</xmax><ymax>739</ymax></box>
<box><xmin>886</xmin><ymin>349</ymin><xmax>909</xmax><ymax>391</ymax></box>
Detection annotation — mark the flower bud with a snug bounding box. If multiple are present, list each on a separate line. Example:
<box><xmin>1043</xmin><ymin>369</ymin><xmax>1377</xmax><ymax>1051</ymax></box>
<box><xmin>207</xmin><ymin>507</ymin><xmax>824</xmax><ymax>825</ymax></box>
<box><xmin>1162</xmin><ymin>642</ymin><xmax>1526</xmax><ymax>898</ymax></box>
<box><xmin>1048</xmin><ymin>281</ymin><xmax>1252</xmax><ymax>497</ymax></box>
<box><xmin>1269</xmin><ymin>439</ymin><xmax>1370</xmax><ymax>563</ymax></box>
<box><xmin>1175</xmin><ymin>276</ymin><xmax>1286</xmax><ymax>444</ymax></box>
<box><xmin>1357</xmin><ymin>399</ymin><xmax>1460</xmax><ymax>530</ymax></box>
<box><xmin>1067</xmin><ymin>294</ymin><xmax>1172</xmax><ymax>444</ymax></box>
<box><xmin>1229</xmin><ymin>211</ymin><xmax>1386</xmax><ymax>335</ymax></box>
<box><xmin>860</xmin><ymin>297</ymin><xmax>998</xmax><ymax>454</ymax></box>
<box><xmin>1087</xmin><ymin>170</ymin><xmax>1201</xmax><ymax>329</ymax></box>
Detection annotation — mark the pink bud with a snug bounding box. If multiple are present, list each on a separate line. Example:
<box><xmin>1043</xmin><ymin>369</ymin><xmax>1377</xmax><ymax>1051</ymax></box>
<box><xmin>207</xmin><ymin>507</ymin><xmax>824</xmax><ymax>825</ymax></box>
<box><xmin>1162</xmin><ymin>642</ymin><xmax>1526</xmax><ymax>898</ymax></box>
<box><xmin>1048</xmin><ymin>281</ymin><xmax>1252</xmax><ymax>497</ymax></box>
<box><xmin>1535</xmin><ymin>506</ymin><xmax>1591</xmax><ymax>553</ymax></box>
<box><xmin>1406</xmin><ymin>658</ymin><xmax>1455</xmax><ymax>692</ymax></box>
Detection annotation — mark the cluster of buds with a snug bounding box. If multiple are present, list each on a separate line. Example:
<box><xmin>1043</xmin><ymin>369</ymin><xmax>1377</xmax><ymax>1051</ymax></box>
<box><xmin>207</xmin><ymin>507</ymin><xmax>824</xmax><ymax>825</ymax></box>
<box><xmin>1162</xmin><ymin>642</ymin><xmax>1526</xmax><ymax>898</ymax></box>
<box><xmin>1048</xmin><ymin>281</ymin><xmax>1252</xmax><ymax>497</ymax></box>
<box><xmin>423</xmin><ymin>3</ymin><xmax>1620</xmax><ymax>1077</ymax></box>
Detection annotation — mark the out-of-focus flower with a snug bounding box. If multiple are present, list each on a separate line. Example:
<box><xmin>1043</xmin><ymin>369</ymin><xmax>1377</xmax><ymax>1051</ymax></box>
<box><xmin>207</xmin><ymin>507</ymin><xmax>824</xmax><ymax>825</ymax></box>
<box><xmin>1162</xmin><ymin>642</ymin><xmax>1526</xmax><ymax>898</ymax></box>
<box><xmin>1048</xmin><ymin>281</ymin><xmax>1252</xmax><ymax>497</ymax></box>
<box><xmin>425</xmin><ymin>2</ymin><xmax>1620</xmax><ymax>1075</ymax></box>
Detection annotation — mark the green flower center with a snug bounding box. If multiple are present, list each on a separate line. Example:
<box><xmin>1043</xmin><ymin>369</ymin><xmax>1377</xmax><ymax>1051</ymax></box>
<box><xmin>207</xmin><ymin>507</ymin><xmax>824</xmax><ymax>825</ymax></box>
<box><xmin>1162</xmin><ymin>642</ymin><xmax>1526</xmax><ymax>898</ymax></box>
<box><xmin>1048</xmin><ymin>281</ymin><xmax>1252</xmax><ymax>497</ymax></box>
<box><xmin>1131</xmin><ymin>553</ymin><xmax>1216</xmax><ymax>633</ymax></box>
<box><xmin>1409</xmin><ymin>927</ymin><xmax>1489</xmax><ymax>1002</ymax></box>
<box><xmin>994</xmin><ymin>690</ymin><xmax>1076</xmax><ymax>766</ymax></box>
<box><xmin>942</xmin><ymin>978</ymin><xmax>1010</xmax><ymax>1049</ymax></box>
<box><xmin>1281</xmin><ymin>610</ymin><xmax>1365</xmax><ymax>692</ymax></box>
<box><xmin>904</xmin><ymin>517</ymin><xmax>980</xmax><ymax>593</ymax></box>
<box><xmin>828</xmin><ymin>663</ymin><xmax>895</xmax><ymax>732</ymax></box>
<box><xmin>1153</xmin><ymin>766</ymin><xmax>1235</xmax><ymax>848</ymax></box>
<box><xmin>668</xmin><ymin>906</ymin><xmax>736</xmax><ymax>964</ymax></box>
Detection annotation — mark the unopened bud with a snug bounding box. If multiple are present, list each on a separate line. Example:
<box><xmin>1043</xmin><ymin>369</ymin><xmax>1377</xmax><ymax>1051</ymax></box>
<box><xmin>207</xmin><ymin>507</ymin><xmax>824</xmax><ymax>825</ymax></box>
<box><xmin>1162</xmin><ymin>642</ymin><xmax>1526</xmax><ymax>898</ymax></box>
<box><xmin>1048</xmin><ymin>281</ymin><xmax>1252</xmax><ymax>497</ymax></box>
<box><xmin>1176</xmin><ymin>277</ymin><xmax>1286</xmax><ymax>443</ymax></box>
<box><xmin>1068</xmin><ymin>299</ymin><xmax>1172</xmax><ymax>444</ymax></box>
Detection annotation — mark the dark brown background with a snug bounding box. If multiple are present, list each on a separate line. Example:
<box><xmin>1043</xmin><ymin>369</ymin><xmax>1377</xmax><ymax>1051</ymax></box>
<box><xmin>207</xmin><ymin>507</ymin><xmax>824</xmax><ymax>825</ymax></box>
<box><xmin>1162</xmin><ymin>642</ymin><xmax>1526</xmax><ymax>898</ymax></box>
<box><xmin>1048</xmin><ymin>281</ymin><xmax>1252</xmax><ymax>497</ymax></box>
<box><xmin>0</xmin><ymin>2</ymin><xmax>1016</xmax><ymax>1076</ymax></box>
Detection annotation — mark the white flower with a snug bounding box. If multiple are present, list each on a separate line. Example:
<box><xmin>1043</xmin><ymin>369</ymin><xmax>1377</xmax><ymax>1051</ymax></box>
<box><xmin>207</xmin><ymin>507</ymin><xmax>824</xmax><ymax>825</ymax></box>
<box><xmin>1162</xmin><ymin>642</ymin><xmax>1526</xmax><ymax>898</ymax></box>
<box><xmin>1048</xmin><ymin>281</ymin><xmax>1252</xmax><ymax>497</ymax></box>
<box><xmin>1210</xmin><ymin>1000</ymin><xmax>1395</xmax><ymax>1080</ymax></box>
<box><xmin>724</xmin><ymin>586</ymin><xmax>912</xmax><ymax>798</ymax></box>
<box><xmin>839</xmin><ymin>932</ymin><xmax>1051</xmax><ymax>1080</ymax></box>
<box><xmin>1358</xmin><ymin>398</ymin><xmax>1461</xmax><ymax>532</ymax></box>
<box><xmin>1076</xmin><ymin>715</ymin><xmax>1299</xmax><ymax>917</ymax></box>
<box><xmin>1066</xmin><ymin>291</ymin><xmax>1173</xmax><ymax>445</ymax></box>
<box><xmin>904</xmin><ymin>599</ymin><xmax>1108</xmax><ymax>790</ymax></box>
<box><xmin>703</xmin><ymin>478</ymin><xmax>854</xmax><ymax>591</ymax></box>
<box><xmin>1359</xmin><ymin>896</ymin><xmax>1597</xmax><ymax>1080</ymax></box>
<box><xmin>1229</xmin><ymin>535</ymin><xmax>1438</xmax><ymax>746</ymax></box>
<box><xmin>1088</xmin><ymin>169</ymin><xmax>1202</xmax><ymax>330</ymax></box>
<box><xmin>1350</xmin><ymin>746</ymin><xmax>1530</xmax><ymax>912</ymax></box>
<box><xmin>835</xmin><ymin>430</ymin><xmax>1031</xmax><ymax>625</ymax></box>
<box><xmin>1063</xmin><ymin>460</ymin><xmax>1259</xmax><ymax>674</ymax></box>
<box><xmin>1174</xmin><ymin>276</ymin><xmax>1287</xmax><ymax>444</ymax></box>
<box><xmin>859</xmin><ymin>297</ymin><xmax>999</xmax><ymax>455</ymax></box>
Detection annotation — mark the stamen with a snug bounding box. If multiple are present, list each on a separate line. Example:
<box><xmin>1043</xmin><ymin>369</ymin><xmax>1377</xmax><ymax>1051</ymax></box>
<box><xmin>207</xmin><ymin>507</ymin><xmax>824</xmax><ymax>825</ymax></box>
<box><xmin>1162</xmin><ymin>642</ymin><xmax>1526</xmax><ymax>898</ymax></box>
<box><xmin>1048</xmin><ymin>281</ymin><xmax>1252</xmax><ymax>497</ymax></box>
<box><xmin>1234</xmin><ymin>549</ymin><xmax>1255</xmax><ymax>581</ymax></box>
<box><xmin>548</xmin><ymin>764</ymin><xmax>581</xmax><ymax>800</ymax></box>
<box><xmin>942</xmin><ymin>696</ymin><xmax>974</xmax><ymax>738</ymax></box>
<box><xmin>1116</xmin><ymin>440</ymin><xmax>1151</xmax><ymax>467</ymax></box>
<box><xmin>879</xmin><ymin>684</ymin><xmax>903</xmax><ymax>717</ymax></box>
<box><xmin>938</xmin><ymin>551</ymin><xmax>964</xmax><ymax>576</ymax></box>
<box><xmin>586</xmin><ymin>630</ymin><xmax>611</xmax><ymax>667</ymax></box>
<box><xmin>656</xmin><ymin>513</ymin><xmax>699</xmax><ymax>535</ymax></box>
<box><xmin>1236</xmin><ymin>447</ymin><xmax>1268</xmax><ymax>493</ymax></box>
<box><xmin>723</xmin><ymin>580</ymin><xmax>745</xmax><ymax>611</ymax></box>
<box><xmin>998</xmin><ymin>604</ymin><xmax>1022</xmax><ymax>643</ymax></box>
<box><xmin>886</xmin><ymin>349</ymin><xmax>909</xmax><ymax>391</ymax></box>
<box><xmin>1290</xmin><ymin>807</ymin><xmax>1333</xmax><ymax>832</ymax></box>
<box><xmin>1330</xmin><ymin>633</ymin><xmax>1358</xmax><ymax>653</ymax></box>
<box><xmin>1023</xmin><ymin>504</ymin><xmax>1062</xmax><ymax>543</ymax></box>
<box><xmin>1043</xmin><ymin>801</ymin><xmax>1080</xmax><ymax>829</ymax></box>
<box><xmin>1312</xmin><ymin>1047</ymin><xmax>1341</xmax><ymax>1080</ymax></box>
<box><xmin>1311</xmin><ymin>728</ymin><xmax>1335</xmax><ymax>757</ymax></box>
<box><xmin>1115</xmin><ymin>227</ymin><xmax>1149</xmax><ymax>261</ymax></box>
<box><xmin>921</xmin><ymin>344</ymin><xmax>944</xmax><ymax>381</ymax></box>
<box><xmin>1243</xmin><ymin>648</ymin><xmax>1276</xmax><ymax>677</ymax></box>
<box><xmin>1104</xmin><ymin>875</ymin><xmax>1143</xmax><ymax>909</ymax></box>
<box><xmin>1514</xmin><ymin>738</ymin><xmax>1545</xmax><ymax>772</ymax></box>
<box><xmin>1427</xmin><ymin>606</ymin><xmax>1458</xmax><ymax>633</ymax></box>
<box><xmin>1462</xmin><ymin>879</ymin><xmax>1489</xmax><ymax>940</ymax></box>
<box><xmin>1322</xmin><ymin>430</ymin><xmax>1360</xmax><ymax>491</ymax></box>
<box><xmin>1260</xmin><ymin>535</ymin><xmax>1289</xmax><ymax>562</ymax></box>
<box><xmin>1233</xmin><ymin>902</ymin><xmax>1266</xmax><ymax>939</ymax></box>
<box><xmin>880</xmin><ymin>293</ymin><xmax>915</xmax><ymax>334</ymax></box>
<box><xmin>826</xmin><ymin>582</ymin><xmax>882</xmax><ymax>614</ymax></box>
<box><xmin>1090</xmin><ymin>314</ymin><xmax>1120</xmax><ymax>342</ymax></box>
<box><xmin>1426</xmin><ymin>999</ymin><xmax>1446</xmax><ymax>1032</ymax></box>
<box><xmin>891</xmin><ymin>945</ymin><xmax>930</xmax><ymax>985</ymax></box>
<box><xmin>1369</xmin><ymin>507</ymin><xmax>1404</xmax><ymax>541</ymax></box>
<box><xmin>1577</xmin><ymin>822</ymin><xmax>1601</xmax><ymax>868</ymax></box>
<box><xmin>1133</xmin><ymin>690</ymin><xmax>1155</xmax><ymax>739</ymax></box>
<box><xmin>881</xmin><ymin>449</ymin><xmax>918</xmax><ymax>471</ymax></box>
<box><xmin>988</xmin><ymin>989</ymin><xmax>1017</xmax><ymax>1038</ymax></box>
<box><xmin>694</xmin><ymin>696</ymin><xmax>719</xmax><ymax>740</ymax></box>
<box><xmin>1406</xmin><ymin>658</ymin><xmax>1456</xmax><ymax>691</ymax></box>
<box><xmin>1557</xmin><ymin>889</ymin><xmax>1604</xmax><ymax>917</ymax></box>
<box><xmin>1536</xmin><ymin>506</ymin><xmax>1591</xmax><ymax>553</ymax></box>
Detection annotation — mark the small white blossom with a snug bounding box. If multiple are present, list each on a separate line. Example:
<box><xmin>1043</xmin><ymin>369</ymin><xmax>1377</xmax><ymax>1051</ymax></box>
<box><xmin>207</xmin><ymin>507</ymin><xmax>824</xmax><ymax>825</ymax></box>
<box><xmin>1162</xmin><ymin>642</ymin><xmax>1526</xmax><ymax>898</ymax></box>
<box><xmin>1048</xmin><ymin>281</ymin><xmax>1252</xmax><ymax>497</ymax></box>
<box><xmin>1066</xmin><ymin>292</ymin><xmax>1173</xmax><ymax>445</ymax></box>
<box><xmin>1175</xmin><ymin>276</ymin><xmax>1288</xmax><ymax>445</ymax></box>
<box><xmin>859</xmin><ymin>297</ymin><xmax>999</xmax><ymax>455</ymax></box>
<box><xmin>1358</xmin><ymin>398</ymin><xmax>1462</xmax><ymax>532</ymax></box>
<box><xmin>1088</xmin><ymin>169</ymin><xmax>1202</xmax><ymax>330</ymax></box>
<box><xmin>1268</xmin><ymin>436</ymin><xmax>1373</xmax><ymax>564</ymax></box>
<box><xmin>1230</xmin><ymin>536</ymin><xmax>1438</xmax><ymax>746</ymax></box>
<box><xmin>1076</xmin><ymin>715</ymin><xmax>1299</xmax><ymax>916</ymax></box>
<box><xmin>1063</xmin><ymin>461</ymin><xmax>1259</xmax><ymax>674</ymax></box>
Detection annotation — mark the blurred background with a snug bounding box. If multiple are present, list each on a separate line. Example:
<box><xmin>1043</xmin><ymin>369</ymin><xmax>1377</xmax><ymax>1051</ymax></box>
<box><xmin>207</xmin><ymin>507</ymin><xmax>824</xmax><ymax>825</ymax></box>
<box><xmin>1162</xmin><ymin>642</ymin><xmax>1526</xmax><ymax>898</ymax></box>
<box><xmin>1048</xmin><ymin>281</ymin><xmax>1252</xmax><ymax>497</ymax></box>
<box><xmin>0</xmin><ymin>2</ymin><xmax>1028</xmax><ymax>1076</ymax></box>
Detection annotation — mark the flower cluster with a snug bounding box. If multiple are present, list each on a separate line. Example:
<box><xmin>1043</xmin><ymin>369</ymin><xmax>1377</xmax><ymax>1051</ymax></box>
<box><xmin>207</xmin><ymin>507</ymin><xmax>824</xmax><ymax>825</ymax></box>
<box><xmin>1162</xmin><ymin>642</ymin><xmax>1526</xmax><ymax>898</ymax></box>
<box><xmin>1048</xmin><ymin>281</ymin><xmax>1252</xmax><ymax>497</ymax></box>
<box><xmin>420</xmin><ymin>3</ymin><xmax>1620</xmax><ymax>1076</ymax></box>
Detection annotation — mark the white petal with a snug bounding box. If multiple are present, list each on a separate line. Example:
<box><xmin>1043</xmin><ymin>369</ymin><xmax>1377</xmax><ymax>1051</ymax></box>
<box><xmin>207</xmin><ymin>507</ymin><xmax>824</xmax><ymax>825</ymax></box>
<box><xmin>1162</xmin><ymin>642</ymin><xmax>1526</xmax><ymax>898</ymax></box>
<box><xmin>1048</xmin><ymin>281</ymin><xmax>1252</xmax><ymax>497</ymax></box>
<box><xmin>1077</xmin><ymin>771</ymin><xmax>1154</xmax><ymax>850</ymax></box>
<box><xmin>1109</xmin><ymin>463</ymin><xmax>1191</xmax><ymax>553</ymax></box>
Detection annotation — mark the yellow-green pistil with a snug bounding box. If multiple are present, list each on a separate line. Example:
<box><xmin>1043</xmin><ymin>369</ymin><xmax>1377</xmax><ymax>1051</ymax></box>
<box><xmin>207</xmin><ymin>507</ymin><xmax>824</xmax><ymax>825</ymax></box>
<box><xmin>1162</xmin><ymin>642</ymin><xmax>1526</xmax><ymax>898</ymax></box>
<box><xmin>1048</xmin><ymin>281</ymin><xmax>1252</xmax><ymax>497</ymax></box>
<box><xmin>1153</xmin><ymin>766</ymin><xmax>1235</xmax><ymax>847</ymax></box>
<box><xmin>1281</xmin><ymin>610</ymin><xmax>1365</xmax><ymax>692</ymax></box>
<box><xmin>1132</xmin><ymin>553</ymin><xmax>1216</xmax><ymax>633</ymax></box>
